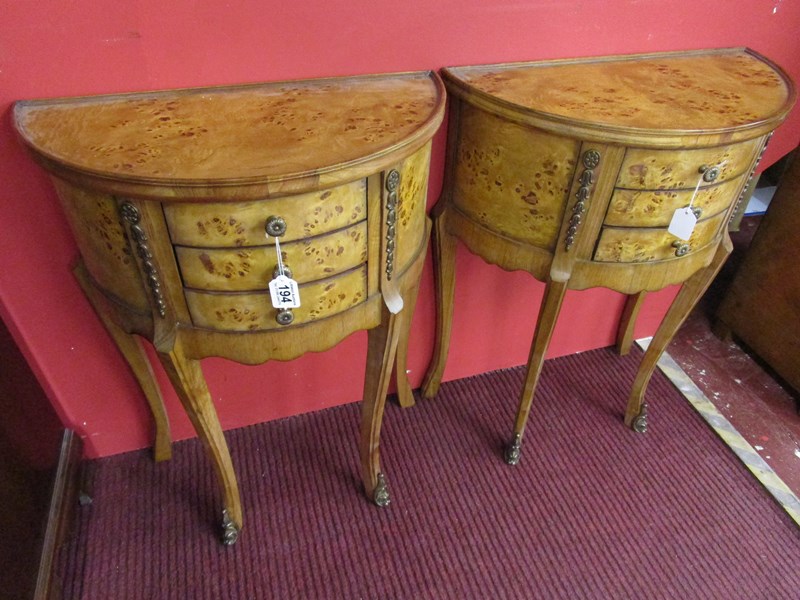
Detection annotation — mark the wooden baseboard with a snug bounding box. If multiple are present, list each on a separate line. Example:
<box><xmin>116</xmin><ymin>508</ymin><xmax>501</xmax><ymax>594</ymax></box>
<box><xmin>34</xmin><ymin>430</ymin><xmax>83</xmax><ymax>600</ymax></box>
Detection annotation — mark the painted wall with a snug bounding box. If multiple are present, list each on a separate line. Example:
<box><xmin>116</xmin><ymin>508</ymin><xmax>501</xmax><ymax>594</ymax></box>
<box><xmin>1</xmin><ymin>1</ymin><xmax>798</xmax><ymax>458</ymax></box>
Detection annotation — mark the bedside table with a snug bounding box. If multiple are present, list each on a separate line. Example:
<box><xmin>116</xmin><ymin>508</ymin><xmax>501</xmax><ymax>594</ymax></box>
<box><xmin>421</xmin><ymin>49</ymin><xmax>794</xmax><ymax>464</ymax></box>
<box><xmin>15</xmin><ymin>71</ymin><xmax>445</xmax><ymax>543</ymax></box>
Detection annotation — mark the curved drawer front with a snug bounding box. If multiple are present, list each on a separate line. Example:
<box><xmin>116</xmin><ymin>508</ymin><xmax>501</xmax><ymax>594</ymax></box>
<box><xmin>176</xmin><ymin>221</ymin><xmax>367</xmax><ymax>291</ymax></box>
<box><xmin>185</xmin><ymin>266</ymin><xmax>367</xmax><ymax>331</ymax></box>
<box><xmin>453</xmin><ymin>104</ymin><xmax>578</xmax><ymax>250</ymax></box>
<box><xmin>164</xmin><ymin>179</ymin><xmax>366</xmax><ymax>247</ymax></box>
<box><xmin>593</xmin><ymin>211</ymin><xmax>727</xmax><ymax>263</ymax></box>
<box><xmin>605</xmin><ymin>176</ymin><xmax>743</xmax><ymax>227</ymax></box>
<box><xmin>616</xmin><ymin>140</ymin><xmax>759</xmax><ymax>190</ymax></box>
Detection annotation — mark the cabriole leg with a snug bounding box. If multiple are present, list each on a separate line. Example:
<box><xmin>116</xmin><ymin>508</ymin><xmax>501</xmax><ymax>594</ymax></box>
<box><xmin>624</xmin><ymin>238</ymin><xmax>732</xmax><ymax>431</ymax></box>
<box><xmin>74</xmin><ymin>263</ymin><xmax>172</xmax><ymax>462</ymax></box>
<box><xmin>616</xmin><ymin>291</ymin><xmax>648</xmax><ymax>356</ymax></box>
<box><xmin>506</xmin><ymin>280</ymin><xmax>568</xmax><ymax>465</ymax></box>
<box><xmin>361</xmin><ymin>303</ymin><xmax>401</xmax><ymax>506</ymax></box>
<box><xmin>421</xmin><ymin>209</ymin><xmax>458</xmax><ymax>399</ymax></box>
<box><xmin>157</xmin><ymin>343</ymin><xmax>242</xmax><ymax>545</ymax></box>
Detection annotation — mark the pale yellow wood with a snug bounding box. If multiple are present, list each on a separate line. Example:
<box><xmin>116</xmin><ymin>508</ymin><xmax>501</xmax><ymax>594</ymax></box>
<box><xmin>361</xmin><ymin>303</ymin><xmax>400</xmax><ymax>504</ymax></box>
<box><xmin>157</xmin><ymin>342</ymin><xmax>242</xmax><ymax>540</ymax></box>
<box><xmin>176</xmin><ymin>221</ymin><xmax>367</xmax><ymax>290</ymax></box>
<box><xmin>52</xmin><ymin>179</ymin><xmax>150</xmax><ymax>311</ymax></box>
<box><xmin>164</xmin><ymin>180</ymin><xmax>366</xmax><ymax>246</ymax></box>
<box><xmin>16</xmin><ymin>71</ymin><xmax>445</xmax><ymax>545</ymax></box>
<box><xmin>605</xmin><ymin>178</ymin><xmax>743</xmax><ymax>227</ymax></box>
<box><xmin>394</xmin><ymin>220</ymin><xmax>430</xmax><ymax>409</ymax></box>
<box><xmin>616</xmin><ymin>291</ymin><xmax>648</xmax><ymax>356</ymax></box>
<box><xmin>593</xmin><ymin>211</ymin><xmax>728</xmax><ymax>263</ymax></box>
<box><xmin>443</xmin><ymin>49</ymin><xmax>793</xmax><ymax>146</ymax></box>
<box><xmin>427</xmin><ymin>49</ymin><xmax>793</xmax><ymax>457</ymax></box>
<box><xmin>185</xmin><ymin>266</ymin><xmax>368</xmax><ymax>331</ymax></box>
<box><xmin>74</xmin><ymin>262</ymin><xmax>172</xmax><ymax>462</ymax></box>
<box><xmin>512</xmin><ymin>279</ymin><xmax>568</xmax><ymax>437</ymax></box>
<box><xmin>15</xmin><ymin>74</ymin><xmax>445</xmax><ymax>197</ymax></box>
<box><xmin>615</xmin><ymin>141</ymin><xmax>760</xmax><ymax>189</ymax></box>
<box><xmin>452</xmin><ymin>104</ymin><xmax>579</xmax><ymax>251</ymax></box>
<box><xmin>624</xmin><ymin>236</ymin><xmax>733</xmax><ymax>426</ymax></box>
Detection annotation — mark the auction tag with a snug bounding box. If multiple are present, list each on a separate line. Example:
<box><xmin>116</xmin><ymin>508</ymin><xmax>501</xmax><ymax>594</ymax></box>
<box><xmin>269</xmin><ymin>275</ymin><xmax>301</xmax><ymax>309</ymax></box>
<box><xmin>667</xmin><ymin>207</ymin><xmax>697</xmax><ymax>241</ymax></box>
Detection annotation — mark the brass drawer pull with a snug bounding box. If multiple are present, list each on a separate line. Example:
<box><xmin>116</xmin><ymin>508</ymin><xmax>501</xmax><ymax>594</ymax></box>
<box><xmin>276</xmin><ymin>308</ymin><xmax>294</xmax><ymax>326</ymax></box>
<box><xmin>271</xmin><ymin>264</ymin><xmax>293</xmax><ymax>279</ymax></box>
<box><xmin>265</xmin><ymin>215</ymin><xmax>287</xmax><ymax>237</ymax></box>
<box><xmin>672</xmin><ymin>241</ymin><xmax>690</xmax><ymax>257</ymax></box>
<box><xmin>699</xmin><ymin>165</ymin><xmax>720</xmax><ymax>183</ymax></box>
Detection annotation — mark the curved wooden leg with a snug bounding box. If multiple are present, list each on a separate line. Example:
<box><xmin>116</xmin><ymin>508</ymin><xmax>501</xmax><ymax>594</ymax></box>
<box><xmin>394</xmin><ymin>226</ymin><xmax>429</xmax><ymax>408</ymax></box>
<box><xmin>73</xmin><ymin>263</ymin><xmax>172</xmax><ymax>461</ymax></box>
<box><xmin>624</xmin><ymin>238</ymin><xmax>733</xmax><ymax>432</ymax></box>
<box><xmin>157</xmin><ymin>343</ymin><xmax>242</xmax><ymax>545</ymax></box>
<box><xmin>616</xmin><ymin>291</ymin><xmax>647</xmax><ymax>356</ymax></box>
<box><xmin>420</xmin><ymin>209</ymin><xmax>458</xmax><ymax>399</ymax></box>
<box><xmin>506</xmin><ymin>280</ymin><xmax>568</xmax><ymax>465</ymax></box>
<box><xmin>361</xmin><ymin>303</ymin><xmax>400</xmax><ymax>506</ymax></box>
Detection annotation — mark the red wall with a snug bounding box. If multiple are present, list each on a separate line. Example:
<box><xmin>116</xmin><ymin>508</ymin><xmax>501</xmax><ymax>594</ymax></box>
<box><xmin>2</xmin><ymin>1</ymin><xmax>799</xmax><ymax>458</ymax></box>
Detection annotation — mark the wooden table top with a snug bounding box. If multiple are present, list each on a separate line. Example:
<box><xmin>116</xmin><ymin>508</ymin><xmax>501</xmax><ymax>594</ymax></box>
<box><xmin>14</xmin><ymin>71</ymin><xmax>445</xmax><ymax>187</ymax></box>
<box><xmin>443</xmin><ymin>48</ymin><xmax>795</xmax><ymax>141</ymax></box>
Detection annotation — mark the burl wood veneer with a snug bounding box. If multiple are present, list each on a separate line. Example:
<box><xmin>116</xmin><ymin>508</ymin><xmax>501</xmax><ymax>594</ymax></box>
<box><xmin>15</xmin><ymin>72</ymin><xmax>445</xmax><ymax>544</ymax></box>
<box><xmin>422</xmin><ymin>49</ymin><xmax>795</xmax><ymax>464</ymax></box>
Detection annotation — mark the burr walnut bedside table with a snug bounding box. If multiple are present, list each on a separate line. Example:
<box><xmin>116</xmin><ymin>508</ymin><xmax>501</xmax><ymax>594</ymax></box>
<box><xmin>421</xmin><ymin>48</ymin><xmax>794</xmax><ymax>464</ymax></box>
<box><xmin>15</xmin><ymin>71</ymin><xmax>445</xmax><ymax>544</ymax></box>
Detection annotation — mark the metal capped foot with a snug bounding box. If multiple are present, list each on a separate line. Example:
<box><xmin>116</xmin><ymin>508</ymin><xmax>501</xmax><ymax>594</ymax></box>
<box><xmin>221</xmin><ymin>509</ymin><xmax>240</xmax><ymax>546</ymax></box>
<box><xmin>505</xmin><ymin>433</ymin><xmax>522</xmax><ymax>465</ymax></box>
<box><xmin>373</xmin><ymin>472</ymin><xmax>391</xmax><ymax>507</ymax></box>
<box><xmin>631</xmin><ymin>402</ymin><xmax>649</xmax><ymax>434</ymax></box>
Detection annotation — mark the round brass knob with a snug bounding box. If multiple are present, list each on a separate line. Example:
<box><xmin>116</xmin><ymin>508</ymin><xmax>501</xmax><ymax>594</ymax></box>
<box><xmin>265</xmin><ymin>216</ymin><xmax>287</xmax><ymax>237</ymax></box>
<box><xmin>271</xmin><ymin>264</ymin><xmax>293</xmax><ymax>279</ymax></box>
<box><xmin>699</xmin><ymin>165</ymin><xmax>720</xmax><ymax>183</ymax></box>
<box><xmin>672</xmin><ymin>241</ymin><xmax>690</xmax><ymax>257</ymax></box>
<box><xmin>276</xmin><ymin>308</ymin><xmax>294</xmax><ymax>326</ymax></box>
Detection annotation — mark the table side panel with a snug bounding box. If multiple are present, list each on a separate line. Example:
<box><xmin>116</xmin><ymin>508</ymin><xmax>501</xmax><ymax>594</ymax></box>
<box><xmin>50</xmin><ymin>178</ymin><xmax>150</xmax><ymax>311</ymax></box>
<box><xmin>451</xmin><ymin>104</ymin><xmax>579</xmax><ymax>251</ymax></box>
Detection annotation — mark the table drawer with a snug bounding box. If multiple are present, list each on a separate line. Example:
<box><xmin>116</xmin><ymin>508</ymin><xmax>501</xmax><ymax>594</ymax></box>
<box><xmin>185</xmin><ymin>265</ymin><xmax>368</xmax><ymax>331</ymax></box>
<box><xmin>593</xmin><ymin>211</ymin><xmax>727</xmax><ymax>263</ymax></box>
<box><xmin>164</xmin><ymin>179</ymin><xmax>366</xmax><ymax>247</ymax></box>
<box><xmin>615</xmin><ymin>140</ymin><xmax>759</xmax><ymax>190</ymax></box>
<box><xmin>604</xmin><ymin>176</ymin><xmax>742</xmax><ymax>227</ymax></box>
<box><xmin>175</xmin><ymin>221</ymin><xmax>367</xmax><ymax>291</ymax></box>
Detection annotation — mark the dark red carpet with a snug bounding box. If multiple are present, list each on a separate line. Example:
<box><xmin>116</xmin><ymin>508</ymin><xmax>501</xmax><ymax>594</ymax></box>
<box><xmin>57</xmin><ymin>347</ymin><xmax>799</xmax><ymax>599</ymax></box>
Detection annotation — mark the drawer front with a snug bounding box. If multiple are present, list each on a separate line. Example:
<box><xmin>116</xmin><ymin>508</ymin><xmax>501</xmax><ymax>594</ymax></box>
<box><xmin>616</xmin><ymin>140</ymin><xmax>760</xmax><ymax>190</ymax></box>
<box><xmin>164</xmin><ymin>179</ymin><xmax>366</xmax><ymax>247</ymax></box>
<box><xmin>186</xmin><ymin>266</ymin><xmax>367</xmax><ymax>331</ymax></box>
<box><xmin>594</xmin><ymin>211</ymin><xmax>727</xmax><ymax>263</ymax></box>
<box><xmin>605</xmin><ymin>177</ymin><xmax>743</xmax><ymax>227</ymax></box>
<box><xmin>452</xmin><ymin>104</ymin><xmax>579</xmax><ymax>250</ymax></box>
<box><xmin>176</xmin><ymin>221</ymin><xmax>367</xmax><ymax>291</ymax></box>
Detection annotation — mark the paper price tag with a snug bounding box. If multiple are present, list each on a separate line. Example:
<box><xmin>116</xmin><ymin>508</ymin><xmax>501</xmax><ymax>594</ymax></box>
<box><xmin>667</xmin><ymin>207</ymin><xmax>697</xmax><ymax>241</ymax></box>
<box><xmin>269</xmin><ymin>275</ymin><xmax>301</xmax><ymax>309</ymax></box>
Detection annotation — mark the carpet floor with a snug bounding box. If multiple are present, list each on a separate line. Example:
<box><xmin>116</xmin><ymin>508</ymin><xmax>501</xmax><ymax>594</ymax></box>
<box><xmin>57</xmin><ymin>347</ymin><xmax>800</xmax><ymax>599</ymax></box>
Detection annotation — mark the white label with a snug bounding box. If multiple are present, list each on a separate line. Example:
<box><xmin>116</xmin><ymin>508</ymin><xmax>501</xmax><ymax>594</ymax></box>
<box><xmin>667</xmin><ymin>207</ymin><xmax>697</xmax><ymax>241</ymax></box>
<box><xmin>268</xmin><ymin>275</ymin><xmax>301</xmax><ymax>309</ymax></box>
